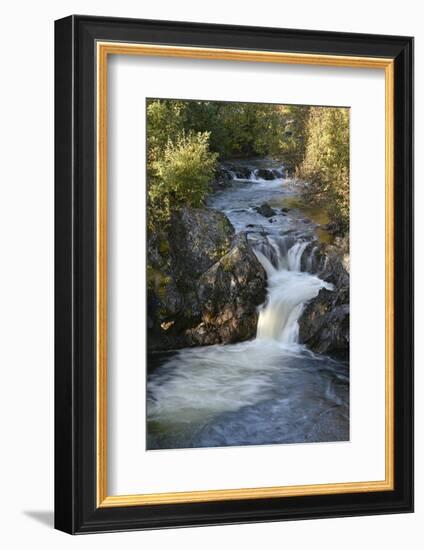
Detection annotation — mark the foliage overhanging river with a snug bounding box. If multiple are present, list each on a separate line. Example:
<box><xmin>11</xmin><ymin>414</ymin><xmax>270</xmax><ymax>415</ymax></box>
<box><xmin>147</xmin><ymin>160</ymin><xmax>349</xmax><ymax>450</ymax></box>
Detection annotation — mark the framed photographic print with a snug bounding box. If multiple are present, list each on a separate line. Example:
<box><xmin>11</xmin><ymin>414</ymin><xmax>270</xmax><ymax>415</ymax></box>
<box><xmin>54</xmin><ymin>15</ymin><xmax>414</xmax><ymax>534</ymax></box>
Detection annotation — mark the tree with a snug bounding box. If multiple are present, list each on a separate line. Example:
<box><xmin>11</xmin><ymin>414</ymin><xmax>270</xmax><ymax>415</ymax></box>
<box><xmin>278</xmin><ymin>105</ymin><xmax>310</xmax><ymax>170</ymax></box>
<box><xmin>298</xmin><ymin>107</ymin><xmax>349</xmax><ymax>230</ymax></box>
<box><xmin>148</xmin><ymin>131</ymin><xmax>218</xmax><ymax>227</ymax></box>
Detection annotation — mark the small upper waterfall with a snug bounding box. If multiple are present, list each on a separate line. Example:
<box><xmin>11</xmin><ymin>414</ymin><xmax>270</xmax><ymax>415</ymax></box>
<box><xmin>254</xmin><ymin>236</ymin><xmax>333</xmax><ymax>344</ymax></box>
<box><xmin>222</xmin><ymin>162</ymin><xmax>286</xmax><ymax>183</ymax></box>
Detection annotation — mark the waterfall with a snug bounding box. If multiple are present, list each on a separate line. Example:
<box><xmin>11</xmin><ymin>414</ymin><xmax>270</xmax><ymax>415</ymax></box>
<box><xmin>254</xmin><ymin>237</ymin><xmax>332</xmax><ymax>344</ymax></box>
<box><xmin>221</xmin><ymin>163</ymin><xmax>286</xmax><ymax>184</ymax></box>
<box><xmin>147</xmin><ymin>159</ymin><xmax>349</xmax><ymax>450</ymax></box>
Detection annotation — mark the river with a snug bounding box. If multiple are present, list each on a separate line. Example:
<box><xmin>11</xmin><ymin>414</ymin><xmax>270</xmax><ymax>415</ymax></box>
<box><xmin>147</xmin><ymin>159</ymin><xmax>349</xmax><ymax>450</ymax></box>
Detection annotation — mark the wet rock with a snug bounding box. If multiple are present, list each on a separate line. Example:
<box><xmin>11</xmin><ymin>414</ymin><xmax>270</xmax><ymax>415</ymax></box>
<box><xmin>255</xmin><ymin>168</ymin><xmax>275</xmax><ymax>180</ymax></box>
<box><xmin>190</xmin><ymin>233</ymin><xmax>267</xmax><ymax>345</ymax></box>
<box><xmin>255</xmin><ymin>202</ymin><xmax>276</xmax><ymax>218</ymax></box>
<box><xmin>147</xmin><ymin>207</ymin><xmax>235</xmax><ymax>350</ymax></box>
<box><xmin>298</xmin><ymin>238</ymin><xmax>349</xmax><ymax>359</ymax></box>
<box><xmin>169</xmin><ymin>207</ymin><xmax>235</xmax><ymax>279</ymax></box>
<box><xmin>299</xmin><ymin>289</ymin><xmax>349</xmax><ymax>359</ymax></box>
<box><xmin>300</xmin><ymin>238</ymin><xmax>349</xmax><ymax>287</ymax></box>
<box><xmin>223</xmin><ymin>164</ymin><xmax>252</xmax><ymax>179</ymax></box>
<box><xmin>210</xmin><ymin>167</ymin><xmax>234</xmax><ymax>192</ymax></box>
<box><xmin>281</xmin><ymin>207</ymin><xmax>290</xmax><ymax>213</ymax></box>
<box><xmin>147</xmin><ymin>210</ymin><xmax>267</xmax><ymax>350</ymax></box>
<box><xmin>236</xmin><ymin>167</ymin><xmax>253</xmax><ymax>179</ymax></box>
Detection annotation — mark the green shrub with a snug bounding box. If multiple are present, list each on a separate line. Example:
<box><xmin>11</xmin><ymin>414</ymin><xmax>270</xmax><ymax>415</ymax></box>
<box><xmin>148</xmin><ymin>131</ymin><xmax>218</xmax><ymax>226</ymax></box>
<box><xmin>298</xmin><ymin>107</ymin><xmax>349</xmax><ymax>231</ymax></box>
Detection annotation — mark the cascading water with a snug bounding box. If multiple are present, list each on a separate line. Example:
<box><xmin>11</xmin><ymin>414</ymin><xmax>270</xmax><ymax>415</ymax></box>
<box><xmin>254</xmin><ymin>237</ymin><xmax>333</xmax><ymax>344</ymax></box>
<box><xmin>147</xmin><ymin>160</ymin><xmax>348</xmax><ymax>450</ymax></box>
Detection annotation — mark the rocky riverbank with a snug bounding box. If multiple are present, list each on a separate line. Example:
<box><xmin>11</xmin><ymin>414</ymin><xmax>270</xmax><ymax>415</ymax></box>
<box><xmin>147</xmin><ymin>206</ymin><xmax>267</xmax><ymax>351</ymax></box>
<box><xmin>298</xmin><ymin>237</ymin><xmax>349</xmax><ymax>359</ymax></box>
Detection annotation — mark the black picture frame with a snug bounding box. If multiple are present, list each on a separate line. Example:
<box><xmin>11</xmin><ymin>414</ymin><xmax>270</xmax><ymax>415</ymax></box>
<box><xmin>55</xmin><ymin>14</ymin><xmax>414</xmax><ymax>534</ymax></box>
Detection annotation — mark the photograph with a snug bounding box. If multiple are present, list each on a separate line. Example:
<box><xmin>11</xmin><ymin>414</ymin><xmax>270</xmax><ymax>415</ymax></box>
<box><xmin>51</xmin><ymin>11</ymin><xmax>413</xmax><ymax>536</ymax></box>
<box><xmin>146</xmin><ymin>98</ymin><xmax>350</xmax><ymax>450</ymax></box>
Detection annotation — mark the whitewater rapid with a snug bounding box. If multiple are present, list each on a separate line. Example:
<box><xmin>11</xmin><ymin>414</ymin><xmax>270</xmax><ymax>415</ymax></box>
<box><xmin>146</xmin><ymin>160</ymin><xmax>348</xmax><ymax>450</ymax></box>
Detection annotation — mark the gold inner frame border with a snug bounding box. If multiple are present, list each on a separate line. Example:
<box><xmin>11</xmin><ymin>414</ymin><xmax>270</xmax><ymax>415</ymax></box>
<box><xmin>96</xmin><ymin>42</ymin><xmax>394</xmax><ymax>508</ymax></box>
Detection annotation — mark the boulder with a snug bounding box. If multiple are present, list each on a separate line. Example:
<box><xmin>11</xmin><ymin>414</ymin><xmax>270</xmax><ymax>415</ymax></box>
<box><xmin>169</xmin><ymin>206</ymin><xmax>234</xmax><ymax>280</ymax></box>
<box><xmin>299</xmin><ymin>289</ymin><xmax>349</xmax><ymax>359</ymax></box>
<box><xmin>255</xmin><ymin>168</ymin><xmax>275</xmax><ymax>180</ymax></box>
<box><xmin>147</xmin><ymin>209</ymin><xmax>267</xmax><ymax>350</ymax></box>
<box><xmin>223</xmin><ymin>164</ymin><xmax>252</xmax><ymax>179</ymax></box>
<box><xmin>298</xmin><ymin>238</ymin><xmax>349</xmax><ymax>359</ymax></box>
<box><xmin>235</xmin><ymin>167</ymin><xmax>253</xmax><ymax>179</ymax></box>
<box><xmin>147</xmin><ymin>207</ymin><xmax>234</xmax><ymax>349</ymax></box>
<box><xmin>210</xmin><ymin>167</ymin><xmax>234</xmax><ymax>192</ymax></box>
<box><xmin>255</xmin><ymin>202</ymin><xmax>276</xmax><ymax>218</ymax></box>
<box><xmin>300</xmin><ymin>238</ymin><xmax>349</xmax><ymax>288</ymax></box>
<box><xmin>189</xmin><ymin>234</ymin><xmax>267</xmax><ymax>345</ymax></box>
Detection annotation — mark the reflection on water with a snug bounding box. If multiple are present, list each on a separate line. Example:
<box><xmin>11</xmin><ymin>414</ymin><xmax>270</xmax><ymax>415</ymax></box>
<box><xmin>277</xmin><ymin>195</ymin><xmax>334</xmax><ymax>244</ymax></box>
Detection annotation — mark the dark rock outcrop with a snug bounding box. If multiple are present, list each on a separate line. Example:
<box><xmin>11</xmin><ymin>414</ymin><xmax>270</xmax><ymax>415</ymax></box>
<box><xmin>298</xmin><ymin>238</ymin><xmax>349</xmax><ymax>359</ymax></box>
<box><xmin>210</xmin><ymin>166</ymin><xmax>235</xmax><ymax>192</ymax></box>
<box><xmin>255</xmin><ymin>202</ymin><xmax>276</xmax><ymax>218</ymax></box>
<box><xmin>147</xmin><ymin>208</ymin><xmax>267</xmax><ymax>351</ymax></box>
<box><xmin>188</xmin><ymin>234</ymin><xmax>267</xmax><ymax>345</ymax></box>
<box><xmin>255</xmin><ymin>168</ymin><xmax>276</xmax><ymax>180</ymax></box>
<box><xmin>222</xmin><ymin>164</ymin><xmax>252</xmax><ymax>179</ymax></box>
<box><xmin>169</xmin><ymin>207</ymin><xmax>234</xmax><ymax>279</ymax></box>
<box><xmin>299</xmin><ymin>291</ymin><xmax>349</xmax><ymax>358</ymax></box>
